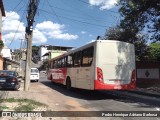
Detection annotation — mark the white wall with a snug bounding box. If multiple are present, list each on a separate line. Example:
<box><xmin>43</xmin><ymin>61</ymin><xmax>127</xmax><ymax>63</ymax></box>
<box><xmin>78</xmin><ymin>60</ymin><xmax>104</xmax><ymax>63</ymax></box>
<box><xmin>1</xmin><ymin>48</ymin><xmax>12</xmax><ymax>59</ymax></box>
<box><xmin>38</xmin><ymin>45</ymin><xmax>49</xmax><ymax>61</ymax></box>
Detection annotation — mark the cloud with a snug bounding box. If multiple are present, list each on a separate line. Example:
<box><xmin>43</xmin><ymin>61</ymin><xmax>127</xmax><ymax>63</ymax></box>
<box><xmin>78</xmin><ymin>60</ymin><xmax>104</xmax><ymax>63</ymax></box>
<box><xmin>35</xmin><ymin>21</ymin><xmax>78</xmax><ymax>40</ymax></box>
<box><xmin>89</xmin><ymin>0</ymin><xmax>117</xmax><ymax>10</ymax></box>
<box><xmin>3</xmin><ymin>32</ymin><xmax>24</xmax><ymax>45</ymax></box>
<box><xmin>3</xmin><ymin>11</ymin><xmax>20</xmax><ymax>20</ymax></box>
<box><xmin>2</xmin><ymin>12</ymin><xmax>78</xmax><ymax>47</ymax></box>
<box><xmin>33</xmin><ymin>29</ymin><xmax>47</xmax><ymax>43</ymax></box>
<box><xmin>2</xmin><ymin>11</ymin><xmax>26</xmax><ymax>45</ymax></box>
<box><xmin>36</xmin><ymin>21</ymin><xmax>65</xmax><ymax>31</ymax></box>
<box><xmin>88</xmin><ymin>40</ymin><xmax>96</xmax><ymax>43</ymax></box>
<box><xmin>2</xmin><ymin>11</ymin><xmax>25</xmax><ymax>33</ymax></box>
<box><xmin>81</xmin><ymin>31</ymin><xmax>87</xmax><ymax>34</ymax></box>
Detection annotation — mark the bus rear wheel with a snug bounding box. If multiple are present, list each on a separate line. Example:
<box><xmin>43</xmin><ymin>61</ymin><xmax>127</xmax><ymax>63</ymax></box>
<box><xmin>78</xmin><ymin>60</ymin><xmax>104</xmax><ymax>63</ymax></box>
<box><xmin>66</xmin><ymin>77</ymin><xmax>71</xmax><ymax>90</ymax></box>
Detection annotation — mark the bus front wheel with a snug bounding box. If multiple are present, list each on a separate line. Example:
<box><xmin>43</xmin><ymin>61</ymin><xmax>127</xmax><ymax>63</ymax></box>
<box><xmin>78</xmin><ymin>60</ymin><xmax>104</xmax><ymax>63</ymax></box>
<box><xmin>66</xmin><ymin>77</ymin><xmax>71</xmax><ymax>90</ymax></box>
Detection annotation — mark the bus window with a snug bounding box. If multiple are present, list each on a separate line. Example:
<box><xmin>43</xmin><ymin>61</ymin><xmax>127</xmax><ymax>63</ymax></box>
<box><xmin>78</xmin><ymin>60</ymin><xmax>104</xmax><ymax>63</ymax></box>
<box><xmin>54</xmin><ymin>60</ymin><xmax>57</xmax><ymax>68</ymax></box>
<box><xmin>67</xmin><ymin>55</ymin><xmax>73</xmax><ymax>67</ymax></box>
<box><xmin>74</xmin><ymin>51</ymin><xmax>81</xmax><ymax>67</ymax></box>
<box><xmin>52</xmin><ymin>61</ymin><xmax>54</xmax><ymax>69</ymax></box>
<box><xmin>57</xmin><ymin>59</ymin><xmax>62</xmax><ymax>68</ymax></box>
<box><xmin>82</xmin><ymin>46</ymin><xmax>94</xmax><ymax>67</ymax></box>
<box><xmin>62</xmin><ymin>57</ymin><xmax>67</xmax><ymax>67</ymax></box>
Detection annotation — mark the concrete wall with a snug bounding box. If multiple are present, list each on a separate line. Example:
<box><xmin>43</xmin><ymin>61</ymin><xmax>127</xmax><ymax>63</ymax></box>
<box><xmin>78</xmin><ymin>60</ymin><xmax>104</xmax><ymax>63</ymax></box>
<box><xmin>1</xmin><ymin>48</ymin><xmax>12</xmax><ymax>59</ymax></box>
<box><xmin>51</xmin><ymin>50</ymin><xmax>66</xmax><ymax>58</ymax></box>
<box><xmin>136</xmin><ymin>61</ymin><xmax>160</xmax><ymax>87</ymax></box>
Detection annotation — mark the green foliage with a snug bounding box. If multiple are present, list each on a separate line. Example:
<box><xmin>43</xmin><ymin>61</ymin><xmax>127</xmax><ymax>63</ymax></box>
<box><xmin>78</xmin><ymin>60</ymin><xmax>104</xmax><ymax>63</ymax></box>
<box><xmin>14</xmin><ymin>104</ymin><xmax>35</xmax><ymax>111</ymax></box>
<box><xmin>0</xmin><ymin>106</ymin><xmax>9</xmax><ymax>110</ymax></box>
<box><xmin>147</xmin><ymin>43</ymin><xmax>160</xmax><ymax>61</ymax></box>
<box><xmin>0</xmin><ymin>40</ymin><xmax>4</xmax><ymax>47</ymax></box>
<box><xmin>0</xmin><ymin>98</ymin><xmax>47</xmax><ymax>111</ymax></box>
<box><xmin>118</xmin><ymin>0</ymin><xmax>160</xmax><ymax>42</ymax></box>
<box><xmin>32</xmin><ymin>45</ymin><xmax>39</xmax><ymax>56</ymax></box>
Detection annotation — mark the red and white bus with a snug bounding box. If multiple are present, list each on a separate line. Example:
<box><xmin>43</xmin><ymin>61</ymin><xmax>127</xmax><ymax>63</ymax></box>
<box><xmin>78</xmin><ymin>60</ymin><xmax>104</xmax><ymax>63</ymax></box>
<box><xmin>47</xmin><ymin>40</ymin><xmax>136</xmax><ymax>90</ymax></box>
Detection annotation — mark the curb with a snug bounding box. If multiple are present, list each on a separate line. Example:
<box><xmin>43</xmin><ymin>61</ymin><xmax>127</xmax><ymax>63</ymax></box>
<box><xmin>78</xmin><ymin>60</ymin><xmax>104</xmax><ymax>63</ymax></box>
<box><xmin>128</xmin><ymin>89</ymin><xmax>160</xmax><ymax>98</ymax></box>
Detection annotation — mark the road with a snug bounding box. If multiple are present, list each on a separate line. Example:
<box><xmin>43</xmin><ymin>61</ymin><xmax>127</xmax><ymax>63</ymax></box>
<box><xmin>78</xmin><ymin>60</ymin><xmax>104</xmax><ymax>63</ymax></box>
<box><xmin>1</xmin><ymin>72</ymin><xmax>159</xmax><ymax>120</ymax></box>
<box><xmin>27</xmin><ymin>72</ymin><xmax>160</xmax><ymax>120</ymax></box>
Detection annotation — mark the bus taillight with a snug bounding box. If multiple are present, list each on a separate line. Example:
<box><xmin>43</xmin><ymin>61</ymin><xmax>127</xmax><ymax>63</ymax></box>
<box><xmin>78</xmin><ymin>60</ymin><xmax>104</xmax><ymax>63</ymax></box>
<box><xmin>97</xmin><ymin>67</ymin><xmax>104</xmax><ymax>82</ymax></box>
<box><xmin>131</xmin><ymin>69</ymin><xmax>136</xmax><ymax>82</ymax></box>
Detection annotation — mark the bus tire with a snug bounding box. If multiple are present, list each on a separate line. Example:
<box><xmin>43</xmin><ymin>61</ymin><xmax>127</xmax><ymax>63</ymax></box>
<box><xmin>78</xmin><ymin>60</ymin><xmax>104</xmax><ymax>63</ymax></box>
<box><xmin>66</xmin><ymin>77</ymin><xmax>71</xmax><ymax>90</ymax></box>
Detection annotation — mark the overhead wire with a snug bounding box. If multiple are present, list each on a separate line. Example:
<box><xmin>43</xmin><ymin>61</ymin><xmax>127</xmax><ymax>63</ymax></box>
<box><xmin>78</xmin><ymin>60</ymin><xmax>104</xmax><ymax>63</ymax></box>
<box><xmin>2</xmin><ymin>0</ymin><xmax>27</xmax><ymax>59</ymax></box>
<box><xmin>46</xmin><ymin>0</ymin><xmax>62</xmax><ymax>24</ymax></box>
<box><xmin>39</xmin><ymin>11</ymin><xmax>103</xmax><ymax>37</ymax></box>
<box><xmin>39</xmin><ymin>9</ymin><xmax>111</xmax><ymax>28</ymax></box>
<box><xmin>45</xmin><ymin>5</ymin><xmax>114</xmax><ymax>25</ymax></box>
<box><xmin>8</xmin><ymin>8</ymin><xmax>26</xmax><ymax>47</ymax></box>
<box><xmin>2</xmin><ymin>0</ymin><xmax>24</xmax><ymax>22</ymax></box>
<box><xmin>60</xmin><ymin>0</ymin><xmax>114</xmax><ymax>24</ymax></box>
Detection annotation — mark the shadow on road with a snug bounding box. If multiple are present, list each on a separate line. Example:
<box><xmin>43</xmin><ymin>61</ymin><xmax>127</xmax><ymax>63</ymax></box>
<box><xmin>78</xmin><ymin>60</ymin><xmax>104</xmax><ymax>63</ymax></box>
<box><xmin>40</xmin><ymin>81</ymin><xmax>119</xmax><ymax>100</ymax></box>
<box><xmin>40</xmin><ymin>80</ymin><xmax>160</xmax><ymax>108</ymax></box>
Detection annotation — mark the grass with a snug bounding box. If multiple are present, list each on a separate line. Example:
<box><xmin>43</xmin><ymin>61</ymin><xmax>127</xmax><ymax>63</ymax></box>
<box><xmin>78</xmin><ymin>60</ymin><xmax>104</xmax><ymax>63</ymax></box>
<box><xmin>0</xmin><ymin>105</ymin><xmax>9</xmax><ymax>110</ymax></box>
<box><xmin>14</xmin><ymin>104</ymin><xmax>35</xmax><ymax>111</ymax></box>
<box><xmin>0</xmin><ymin>98</ymin><xmax>47</xmax><ymax>111</ymax></box>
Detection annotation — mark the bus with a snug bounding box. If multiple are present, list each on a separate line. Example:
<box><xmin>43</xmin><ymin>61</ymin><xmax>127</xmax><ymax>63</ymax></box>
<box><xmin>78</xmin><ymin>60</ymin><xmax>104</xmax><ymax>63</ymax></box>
<box><xmin>47</xmin><ymin>40</ymin><xmax>136</xmax><ymax>90</ymax></box>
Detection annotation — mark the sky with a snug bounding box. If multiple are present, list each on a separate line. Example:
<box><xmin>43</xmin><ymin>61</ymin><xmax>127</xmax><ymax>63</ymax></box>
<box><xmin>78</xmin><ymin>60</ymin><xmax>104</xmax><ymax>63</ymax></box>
<box><xmin>2</xmin><ymin>0</ymin><xmax>120</xmax><ymax>49</ymax></box>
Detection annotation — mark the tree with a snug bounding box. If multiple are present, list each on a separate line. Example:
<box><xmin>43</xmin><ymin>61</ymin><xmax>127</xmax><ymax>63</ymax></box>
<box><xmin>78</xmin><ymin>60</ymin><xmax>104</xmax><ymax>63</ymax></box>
<box><xmin>147</xmin><ymin>43</ymin><xmax>160</xmax><ymax>61</ymax></box>
<box><xmin>118</xmin><ymin>0</ymin><xmax>160</xmax><ymax>42</ymax></box>
<box><xmin>32</xmin><ymin>45</ymin><xmax>39</xmax><ymax>57</ymax></box>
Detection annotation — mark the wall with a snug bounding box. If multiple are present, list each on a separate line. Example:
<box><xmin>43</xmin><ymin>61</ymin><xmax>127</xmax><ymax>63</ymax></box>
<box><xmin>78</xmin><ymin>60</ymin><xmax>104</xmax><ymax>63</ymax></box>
<box><xmin>136</xmin><ymin>61</ymin><xmax>160</xmax><ymax>87</ymax></box>
<box><xmin>38</xmin><ymin>45</ymin><xmax>49</xmax><ymax>61</ymax></box>
<box><xmin>0</xmin><ymin>9</ymin><xmax>2</xmax><ymax>33</ymax></box>
<box><xmin>0</xmin><ymin>55</ymin><xmax>3</xmax><ymax>70</ymax></box>
<box><xmin>51</xmin><ymin>50</ymin><xmax>66</xmax><ymax>59</ymax></box>
<box><xmin>1</xmin><ymin>48</ymin><xmax>12</xmax><ymax>59</ymax></box>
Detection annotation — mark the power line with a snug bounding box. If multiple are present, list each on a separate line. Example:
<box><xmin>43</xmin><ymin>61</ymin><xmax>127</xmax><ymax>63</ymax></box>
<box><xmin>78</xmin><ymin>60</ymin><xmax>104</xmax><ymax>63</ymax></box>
<box><xmin>39</xmin><ymin>9</ymin><xmax>111</xmax><ymax>28</ymax></box>
<box><xmin>2</xmin><ymin>0</ymin><xmax>24</xmax><ymax>22</ymax></box>
<box><xmin>60</xmin><ymin>0</ymin><xmax>111</xmax><ymax>23</ymax></box>
<box><xmin>46</xmin><ymin>0</ymin><xmax>62</xmax><ymax>24</ymax></box>
<box><xmin>45</xmin><ymin>4</ymin><xmax>114</xmax><ymax>24</ymax></box>
<box><xmin>9</xmin><ymin>11</ymin><xmax>26</xmax><ymax>47</ymax></box>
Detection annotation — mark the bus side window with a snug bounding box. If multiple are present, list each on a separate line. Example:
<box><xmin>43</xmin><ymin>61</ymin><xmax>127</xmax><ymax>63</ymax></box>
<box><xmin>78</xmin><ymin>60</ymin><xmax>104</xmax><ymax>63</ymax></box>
<box><xmin>67</xmin><ymin>55</ymin><xmax>73</xmax><ymax>67</ymax></box>
<box><xmin>54</xmin><ymin>60</ymin><xmax>57</xmax><ymax>68</ymax></box>
<box><xmin>62</xmin><ymin>57</ymin><xmax>67</xmax><ymax>67</ymax></box>
<box><xmin>52</xmin><ymin>61</ymin><xmax>54</xmax><ymax>69</ymax></box>
<box><xmin>82</xmin><ymin>46</ymin><xmax>94</xmax><ymax>67</ymax></box>
<box><xmin>74</xmin><ymin>51</ymin><xmax>81</xmax><ymax>67</ymax></box>
<box><xmin>58</xmin><ymin>59</ymin><xmax>62</xmax><ymax>68</ymax></box>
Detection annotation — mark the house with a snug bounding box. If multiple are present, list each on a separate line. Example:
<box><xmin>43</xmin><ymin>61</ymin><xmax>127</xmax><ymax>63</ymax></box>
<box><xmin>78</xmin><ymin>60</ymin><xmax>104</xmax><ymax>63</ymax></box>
<box><xmin>38</xmin><ymin>45</ymin><xmax>73</xmax><ymax>61</ymax></box>
<box><xmin>1</xmin><ymin>46</ymin><xmax>12</xmax><ymax>60</ymax></box>
<box><xmin>0</xmin><ymin>0</ymin><xmax>5</xmax><ymax>70</ymax></box>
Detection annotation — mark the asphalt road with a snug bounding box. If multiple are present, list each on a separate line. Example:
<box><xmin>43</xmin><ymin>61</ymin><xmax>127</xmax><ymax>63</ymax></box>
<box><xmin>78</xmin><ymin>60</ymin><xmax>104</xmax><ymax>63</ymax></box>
<box><xmin>1</xmin><ymin>72</ymin><xmax>159</xmax><ymax>120</ymax></box>
<box><xmin>36</xmin><ymin>73</ymin><xmax>160</xmax><ymax>120</ymax></box>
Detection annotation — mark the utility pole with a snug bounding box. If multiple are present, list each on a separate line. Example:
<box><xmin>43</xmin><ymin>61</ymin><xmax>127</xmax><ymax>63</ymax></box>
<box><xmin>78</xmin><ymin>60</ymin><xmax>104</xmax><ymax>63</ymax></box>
<box><xmin>24</xmin><ymin>0</ymin><xmax>40</xmax><ymax>91</ymax></box>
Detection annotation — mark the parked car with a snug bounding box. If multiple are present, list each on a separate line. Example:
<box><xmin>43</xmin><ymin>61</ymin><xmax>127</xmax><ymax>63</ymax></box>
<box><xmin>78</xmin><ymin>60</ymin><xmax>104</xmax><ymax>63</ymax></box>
<box><xmin>0</xmin><ymin>70</ymin><xmax>21</xmax><ymax>90</ymax></box>
<box><xmin>30</xmin><ymin>68</ymin><xmax>39</xmax><ymax>82</ymax></box>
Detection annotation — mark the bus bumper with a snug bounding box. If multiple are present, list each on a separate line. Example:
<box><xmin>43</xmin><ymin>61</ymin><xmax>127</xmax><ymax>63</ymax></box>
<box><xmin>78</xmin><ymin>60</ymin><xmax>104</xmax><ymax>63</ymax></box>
<box><xmin>94</xmin><ymin>80</ymin><xmax>136</xmax><ymax>90</ymax></box>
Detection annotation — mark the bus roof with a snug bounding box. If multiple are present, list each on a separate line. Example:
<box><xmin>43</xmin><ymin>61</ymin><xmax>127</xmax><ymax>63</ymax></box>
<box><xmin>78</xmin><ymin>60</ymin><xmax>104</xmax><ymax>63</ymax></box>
<box><xmin>48</xmin><ymin>40</ymin><xmax>133</xmax><ymax>62</ymax></box>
